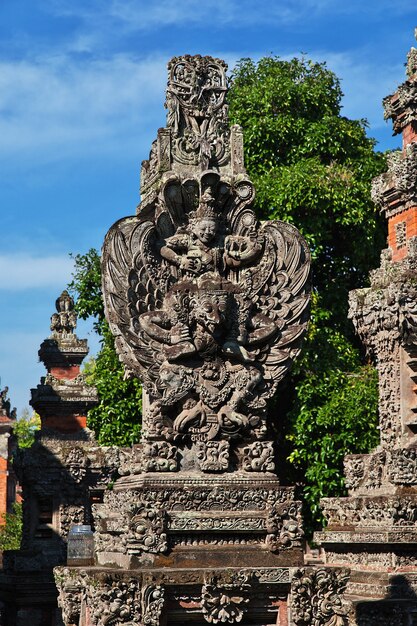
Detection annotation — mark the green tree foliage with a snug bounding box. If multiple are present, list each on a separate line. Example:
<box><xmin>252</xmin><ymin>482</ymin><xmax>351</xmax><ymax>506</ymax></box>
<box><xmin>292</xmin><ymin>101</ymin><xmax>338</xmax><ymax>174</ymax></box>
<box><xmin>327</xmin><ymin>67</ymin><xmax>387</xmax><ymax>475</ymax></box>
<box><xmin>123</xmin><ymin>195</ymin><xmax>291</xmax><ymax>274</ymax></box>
<box><xmin>69</xmin><ymin>250</ymin><xmax>142</xmax><ymax>446</ymax></box>
<box><xmin>14</xmin><ymin>409</ymin><xmax>41</xmax><ymax>449</ymax></box>
<box><xmin>69</xmin><ymin>57</ymin><xmax>385</xmax><ymax>528</ymax></box>
<box><xmin>0</xmin><ymin>503</ymin><xmax>23</xmax><ymax>551</ymax></box>
<box><xmin>228</xmin><ymin>56</ymin><xmax>383</xmax><ymax>529</ymax></box>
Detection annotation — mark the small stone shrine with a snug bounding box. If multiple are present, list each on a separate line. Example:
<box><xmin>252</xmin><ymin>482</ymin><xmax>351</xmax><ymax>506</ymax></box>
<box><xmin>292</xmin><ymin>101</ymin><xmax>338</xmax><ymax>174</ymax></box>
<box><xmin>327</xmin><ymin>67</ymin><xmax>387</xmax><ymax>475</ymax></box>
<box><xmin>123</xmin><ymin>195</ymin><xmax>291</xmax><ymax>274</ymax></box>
<box><xmin>316</xmin><ymin>33</ymin><xmax>417</xmax><ymax>620</ymax></box>
<box><xmin>0</xmin><ymin>292</ymin><xmax>121</xmax><ymax>625</ymax></box>
<box><xmin>55</xmin><ymin>55</ymin><xmax>311</xmax><ymax>625</ymax></box>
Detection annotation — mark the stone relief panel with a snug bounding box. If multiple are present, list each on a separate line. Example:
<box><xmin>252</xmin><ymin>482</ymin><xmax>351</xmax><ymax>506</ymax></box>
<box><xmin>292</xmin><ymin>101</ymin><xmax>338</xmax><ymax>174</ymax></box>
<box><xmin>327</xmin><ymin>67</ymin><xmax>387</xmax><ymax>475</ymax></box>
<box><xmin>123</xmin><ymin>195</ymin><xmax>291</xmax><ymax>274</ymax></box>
<box><xmin>321</xmin><ymin>495</ymin><xmax>417</xmax><ymax>528</ymax></box>
<box><xmin>195</xmin><ymin>440</ymin><xmax>229</xmax><ymax>472</ymax></box>
<box><xmin>242</xmin><ymin>441</ymin><xmax>275</xmax><ymax>472</ymax></box>
<box><xmin>265</xmin><ymin>501</ymin><xmax>304</xmax><ymax>552</ymax></box>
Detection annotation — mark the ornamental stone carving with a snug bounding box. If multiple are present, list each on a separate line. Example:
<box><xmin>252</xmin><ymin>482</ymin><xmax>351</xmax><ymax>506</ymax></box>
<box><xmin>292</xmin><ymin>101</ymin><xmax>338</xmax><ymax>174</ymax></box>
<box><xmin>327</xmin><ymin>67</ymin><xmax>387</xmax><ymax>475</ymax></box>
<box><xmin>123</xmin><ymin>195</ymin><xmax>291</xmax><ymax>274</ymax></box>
<box><xmin>88</xmin><ymin>577</ymin><xmax>142</xmax><ymax>625</ymax></box>
<box><xmin>142</xmin><ymin>585</ymin><xmax>165</xmax><ymax>626</ymax></box>
<box><xmin>291</xmin><ymin>568</ymin><xmax>351</xmax><ymax>626</ymax></box>
<box><xmin>102</xmin><ymin>55</ymin><xmax>310</xmax><ymax>468</ymax></box>
<box><xmin>56</xmin><ymin>54</ymin><xmax>312</xmax><ymax>626</ymax></box>
<box><xmin>265</xmin><ymin>501</ymin><xmax>304</xmax><ymax>552</ymax></box>
<box><xmin>142</xmin><ymin>441</ymin><xmax>178</xmax><ymax>472</ymax></box>
<box><xmin>195</xmin><ymin>440</ymin><xmax>229</xmax><ymax>472</ymax></box>
<box><xmin>201</xmin><ymin>573</ymin><xmax>251</xmax><ymax>624</ymax></box>
<box><xmin>125</xmin><ymin>502</ymin><xmax>168</xmax><ymax>555</ymax></box>
<box><xmin>242</xmin><ymin>441</ymin><xmax>275</xmax><ymax>472</ymax></box>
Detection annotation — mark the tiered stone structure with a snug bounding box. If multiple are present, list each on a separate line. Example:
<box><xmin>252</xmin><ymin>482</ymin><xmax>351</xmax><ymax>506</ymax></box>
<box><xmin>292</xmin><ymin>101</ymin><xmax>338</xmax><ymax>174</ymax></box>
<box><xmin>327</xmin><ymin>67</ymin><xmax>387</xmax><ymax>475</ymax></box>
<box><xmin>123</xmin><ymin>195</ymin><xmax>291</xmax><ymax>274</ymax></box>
<box><xmin>0</xmin><ymin>387</ymin><xmax>19</xmax><ymax>526</ymax></box>
<box><xmin>316</xmin><ymin>34</ymin><xmax>417</xmax><ymax>620</ymax></box>
<box><xmin>0</xmin><ymin>293</ymin><xmax>121</xmax><ymax>626</ymax></box>
<box><xmin>55</xmin><ymin>55</ymin><xmax>312</xmax><ymax>625</ymax></box>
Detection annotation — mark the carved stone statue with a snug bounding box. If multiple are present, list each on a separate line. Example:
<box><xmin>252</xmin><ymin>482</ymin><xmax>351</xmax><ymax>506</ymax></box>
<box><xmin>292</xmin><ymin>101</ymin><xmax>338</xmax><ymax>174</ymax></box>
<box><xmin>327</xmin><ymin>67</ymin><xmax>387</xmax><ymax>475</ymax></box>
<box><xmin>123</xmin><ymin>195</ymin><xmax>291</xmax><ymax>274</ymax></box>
<box><xmin>102</xmin><ymin>57</ymin><xmax>310</xmax><ymax>471</ymax></box>
<box><xmin>56</xmin><ymin>55</ymin><xmax>311</xmax><ymax>626</ymax></box>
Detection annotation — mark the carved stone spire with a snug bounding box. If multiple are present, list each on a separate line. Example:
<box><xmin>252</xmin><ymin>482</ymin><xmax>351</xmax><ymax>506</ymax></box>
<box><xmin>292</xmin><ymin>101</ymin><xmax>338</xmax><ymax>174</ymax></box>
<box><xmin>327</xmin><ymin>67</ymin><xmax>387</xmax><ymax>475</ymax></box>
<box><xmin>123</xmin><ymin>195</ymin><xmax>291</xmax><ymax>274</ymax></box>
<box><xmin>56</xmin><ymin>55</ymin><xmax>311</xmax><ymax>626</ymax></box>
<box><xmin>316</xmin><ymin>34</ymin><xmax>417</xmax><ymax>616</ymax></box>
<box><xmin>31</xmin><ymin>291</ymin><xmax>97</xmax><ymax>433</ymax></box>
<box><xmin>140</xmin><ymin>55</ymin><xmax>246</xmax><ymax>207</ymax></box>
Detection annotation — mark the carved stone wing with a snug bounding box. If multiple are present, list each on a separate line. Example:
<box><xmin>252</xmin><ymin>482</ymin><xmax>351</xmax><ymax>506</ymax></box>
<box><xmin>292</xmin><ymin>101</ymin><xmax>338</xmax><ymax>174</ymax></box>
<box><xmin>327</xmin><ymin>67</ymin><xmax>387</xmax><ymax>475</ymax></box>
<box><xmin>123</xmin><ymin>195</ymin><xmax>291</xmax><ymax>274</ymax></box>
<box><xmin>262</xmin><ymin>221</ymin><xmax>310</xmax><ymax>390</ymax></box>
<box><xmin>243</xmin><ymin>220</ymin><xmax>310</xmax><ymax>394</ymax></box>
<box><xmin>102</xmin><ymin>217</ymin><xmax>169</xmax><ymax>394</ymax></box>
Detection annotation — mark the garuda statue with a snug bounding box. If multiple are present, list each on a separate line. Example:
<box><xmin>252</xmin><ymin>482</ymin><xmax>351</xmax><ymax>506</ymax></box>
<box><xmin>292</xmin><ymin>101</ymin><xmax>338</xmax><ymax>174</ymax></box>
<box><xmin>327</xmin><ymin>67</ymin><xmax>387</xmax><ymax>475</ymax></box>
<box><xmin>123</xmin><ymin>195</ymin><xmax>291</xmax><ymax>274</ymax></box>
<box><xmin>102</xmin><ymin>55</ymin><xmax>310</xmax><ymax>471</ymax></box>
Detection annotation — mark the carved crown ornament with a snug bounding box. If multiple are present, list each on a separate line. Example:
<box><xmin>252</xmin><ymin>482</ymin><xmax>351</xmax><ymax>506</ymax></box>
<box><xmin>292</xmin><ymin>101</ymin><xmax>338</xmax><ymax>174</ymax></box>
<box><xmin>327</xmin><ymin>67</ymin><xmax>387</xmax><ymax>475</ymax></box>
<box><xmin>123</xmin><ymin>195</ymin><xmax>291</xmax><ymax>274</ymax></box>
<box><xmin>102</xmin><ymin>55</ymin><xmax>311</xmax><ymax>466</ymax></box>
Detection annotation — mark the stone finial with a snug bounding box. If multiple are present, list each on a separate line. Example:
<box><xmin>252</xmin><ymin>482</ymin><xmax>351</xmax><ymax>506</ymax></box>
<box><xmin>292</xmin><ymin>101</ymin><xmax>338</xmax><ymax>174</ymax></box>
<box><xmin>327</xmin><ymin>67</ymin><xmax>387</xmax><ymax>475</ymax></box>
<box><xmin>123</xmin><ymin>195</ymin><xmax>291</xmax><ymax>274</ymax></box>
<box><xmin>50</xmin><ymin>290</ymin><xmax>77</xmax><ymax>334</ymax></box>
<box><xmin>140</xmin><ymin>55</ymin><xmax>246</xmax><ymax>203</ymax></box>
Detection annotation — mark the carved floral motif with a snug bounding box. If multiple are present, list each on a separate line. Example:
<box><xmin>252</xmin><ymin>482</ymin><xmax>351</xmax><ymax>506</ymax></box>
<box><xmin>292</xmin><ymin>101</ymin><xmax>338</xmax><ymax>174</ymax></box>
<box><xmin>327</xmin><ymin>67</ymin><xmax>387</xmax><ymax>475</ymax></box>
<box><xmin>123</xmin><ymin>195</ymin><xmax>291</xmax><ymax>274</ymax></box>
<box><xmin>142</xmin><ymin>441</ymin><xmax>178</xmax><ymax>472</ymax></box>
<box><xmin>201</xmin><ymin>573</ymin><xmax>251</xmax><ymax>624</ymax></box>
<box><xmin>265</xmin><ymin>501</ymin><xmax>304</xmax><ymax>552</ymax></box>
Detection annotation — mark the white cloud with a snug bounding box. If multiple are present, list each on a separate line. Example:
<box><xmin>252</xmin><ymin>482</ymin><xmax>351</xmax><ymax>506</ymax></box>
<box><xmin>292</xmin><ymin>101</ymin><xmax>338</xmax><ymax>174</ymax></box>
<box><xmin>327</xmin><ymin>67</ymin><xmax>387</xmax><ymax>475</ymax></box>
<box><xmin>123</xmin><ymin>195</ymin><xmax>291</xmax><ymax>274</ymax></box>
<box><xmin>0</xmin><ymin>54</ymin><xmax>167</xmax><ymax>159</ymax></box>
<box><xmin>0</xmin><ymin>254</ymin><xmax>74</xmax><ymax>289</ymax></box>
<box><xmin>47</xmin><ymin>0</ymin><xmax>417</xmax><ymax>31</ymax></box>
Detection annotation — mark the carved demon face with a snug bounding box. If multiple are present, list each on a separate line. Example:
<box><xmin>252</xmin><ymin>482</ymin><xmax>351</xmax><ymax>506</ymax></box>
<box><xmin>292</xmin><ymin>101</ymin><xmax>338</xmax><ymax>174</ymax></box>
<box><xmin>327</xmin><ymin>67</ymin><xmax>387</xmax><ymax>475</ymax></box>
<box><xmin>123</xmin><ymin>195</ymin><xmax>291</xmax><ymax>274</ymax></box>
<box><xmin>191</xmin><ymin>291</ymin><xmax>230</xmax><ymax>333</ymax></box>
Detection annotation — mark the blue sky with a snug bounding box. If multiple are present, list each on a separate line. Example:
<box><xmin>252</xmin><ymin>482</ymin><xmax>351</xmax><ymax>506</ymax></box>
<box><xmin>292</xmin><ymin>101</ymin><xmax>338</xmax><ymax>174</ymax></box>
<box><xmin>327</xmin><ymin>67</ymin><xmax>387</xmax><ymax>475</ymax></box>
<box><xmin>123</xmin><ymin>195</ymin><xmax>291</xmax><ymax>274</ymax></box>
<box><xmin>1</xmin><ymin>0</ymin><xmax>416</xmax><ymax>414</ymax></box>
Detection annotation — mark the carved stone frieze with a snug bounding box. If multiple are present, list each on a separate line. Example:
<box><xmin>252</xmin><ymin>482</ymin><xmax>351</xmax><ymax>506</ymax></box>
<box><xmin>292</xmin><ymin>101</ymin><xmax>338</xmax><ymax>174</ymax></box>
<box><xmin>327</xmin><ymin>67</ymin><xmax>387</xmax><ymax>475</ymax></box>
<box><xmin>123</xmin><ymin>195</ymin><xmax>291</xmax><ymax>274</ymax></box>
<box><xmin>291</xmin><ymin>568</ymin><xmax>351</xmax><ymax>626</ymax></box>
<box><xmin>242</xmin><ymin>441</ymin><xmax>275</xmax><ymax>472</ymax></box>
<box><xmin>195</xmin><ymin>440</ymin><xmax>229</xmax><ymax>472</ymax></box>
<box><xmin>167</xmin><ymin>513</ymin><xmax>265</xmax><ymax>532</ymax></box>
<box><xmin>322</xmin><ymin>495</ymin><xmax>417</xmax><ymax>528</ymax></box>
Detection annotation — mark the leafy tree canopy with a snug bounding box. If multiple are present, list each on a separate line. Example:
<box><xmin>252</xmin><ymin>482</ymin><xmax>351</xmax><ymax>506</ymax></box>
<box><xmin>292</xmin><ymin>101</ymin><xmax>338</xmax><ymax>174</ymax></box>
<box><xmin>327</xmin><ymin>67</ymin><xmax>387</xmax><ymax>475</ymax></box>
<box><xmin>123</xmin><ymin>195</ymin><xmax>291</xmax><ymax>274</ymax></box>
<box><xmin>69</xmin><ymin>56</ymin><xmax>385</xmax><ymax>529</ymax></box>
<box><xmin>14</xmin><ymin>409</ymin><xmax>40</xmax><ymax>449</ymax></box>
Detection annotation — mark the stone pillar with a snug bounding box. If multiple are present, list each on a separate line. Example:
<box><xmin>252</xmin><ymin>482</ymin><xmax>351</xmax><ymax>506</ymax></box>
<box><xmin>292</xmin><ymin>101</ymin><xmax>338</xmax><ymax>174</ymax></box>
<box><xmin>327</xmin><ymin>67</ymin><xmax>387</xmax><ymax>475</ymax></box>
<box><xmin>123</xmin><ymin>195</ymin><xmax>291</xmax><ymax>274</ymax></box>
<box><xmin>0</xmin><ymin>292</ymin><xmax>122</xmax><ymax>626</ymax></box>
<box><xmin>315</xmin><ymin>33</ymin><xmax>417</xmax><ymax>621</ymax></box>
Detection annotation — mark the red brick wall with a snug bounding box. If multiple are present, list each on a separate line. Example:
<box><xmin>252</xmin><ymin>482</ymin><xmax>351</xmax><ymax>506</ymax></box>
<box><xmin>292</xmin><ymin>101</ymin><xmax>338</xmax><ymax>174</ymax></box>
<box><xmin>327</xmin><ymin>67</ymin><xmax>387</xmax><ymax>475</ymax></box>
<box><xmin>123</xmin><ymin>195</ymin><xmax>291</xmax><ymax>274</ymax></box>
<box><xmin>41</xmin><ymin>414</ymin><xmax>87</xmax><ymax>433</ymax></box>
<box><xmin>388</xmin><ymin>206</ymin><xmax>417</xmax><ymax>261</ymax></box>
